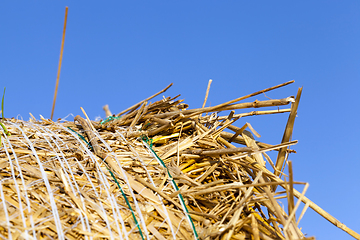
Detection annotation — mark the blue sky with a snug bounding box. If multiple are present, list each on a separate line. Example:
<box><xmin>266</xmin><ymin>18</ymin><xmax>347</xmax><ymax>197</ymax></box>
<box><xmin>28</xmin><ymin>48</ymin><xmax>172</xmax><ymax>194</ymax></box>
<box><xmin>1</xmin><ymin>1</ymin><xmax>359</xmax><ymax>239</ymax></box>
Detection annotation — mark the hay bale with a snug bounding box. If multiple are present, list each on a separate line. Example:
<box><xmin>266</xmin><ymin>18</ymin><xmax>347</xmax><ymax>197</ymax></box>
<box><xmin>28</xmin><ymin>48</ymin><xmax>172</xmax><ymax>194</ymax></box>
<box><xmin>0</xmin><ymin>81</ymin><xmax>358</xmax><ymax>240</ymax></box>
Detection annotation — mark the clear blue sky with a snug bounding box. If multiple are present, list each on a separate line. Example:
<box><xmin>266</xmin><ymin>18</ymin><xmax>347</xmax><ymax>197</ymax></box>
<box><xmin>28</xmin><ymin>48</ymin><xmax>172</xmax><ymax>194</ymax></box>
<box><xmin>1</xmin><ymin>1</ymin><xmax>359</xmax><ymax>239</ymax></box>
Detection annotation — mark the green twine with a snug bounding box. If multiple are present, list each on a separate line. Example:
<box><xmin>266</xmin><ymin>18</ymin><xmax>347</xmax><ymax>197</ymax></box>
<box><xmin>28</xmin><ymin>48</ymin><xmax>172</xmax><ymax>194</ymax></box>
<box><xmin>101</xmin><ymin>116</ymin><xmax>120</xmax><ymax>125</ymax></box>
<box><xmin>68</xmin><ymin>127</ymin><xmax>145</xmax><ymax>240</ymax></box>
<box><xmin>140</xmin><ymin>122</ymin><xmax>151</xmax><ymax>131</ymax></box>
<box><xmin>141</xmin><ymin>135</ymin><xmax>153</xmax><ymax>148</ymax></box>
<box><xmin>67</xmin><ymin>127</ymin><xmax>93</xmax><ymax>150</ymax></box>
<box><xmin>100</xmin><ymin>158</ymin><xmax>145</xmax><ymax>240</ymax></box>
<box><xmin>141</xmin><ymin>135</ymin><xmax>199</xmax><ymax>240</ymax></box>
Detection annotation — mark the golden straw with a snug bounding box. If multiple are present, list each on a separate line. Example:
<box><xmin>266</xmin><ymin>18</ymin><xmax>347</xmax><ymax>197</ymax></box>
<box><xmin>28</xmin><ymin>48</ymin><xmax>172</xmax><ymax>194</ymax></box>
<box><xmin>51</xmin><ymin>6</ymin><xmax>69</xmax><ymax>120</ymax></box>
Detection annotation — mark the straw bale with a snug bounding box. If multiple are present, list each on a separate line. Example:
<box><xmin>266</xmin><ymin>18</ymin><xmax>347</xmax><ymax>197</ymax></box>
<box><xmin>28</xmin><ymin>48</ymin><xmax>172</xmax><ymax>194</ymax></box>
<box><xmin>0</xmin><ymin>81</ymin><xmax>359</xmax><ymax>240</ymax></box>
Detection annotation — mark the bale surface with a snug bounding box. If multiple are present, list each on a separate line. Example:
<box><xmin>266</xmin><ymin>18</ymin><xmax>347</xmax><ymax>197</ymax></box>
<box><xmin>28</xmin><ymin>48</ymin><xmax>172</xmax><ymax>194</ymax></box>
<box><xmin>0</xmin><ymin>82</ymin><xmax>358</xmax><ymax>240</ymax></box>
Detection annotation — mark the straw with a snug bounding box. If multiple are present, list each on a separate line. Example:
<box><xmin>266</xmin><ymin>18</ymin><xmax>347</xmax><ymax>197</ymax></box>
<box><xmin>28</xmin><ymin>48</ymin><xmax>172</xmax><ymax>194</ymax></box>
<box><xmin>198</xmin><ymin>79</ymin><xmax>212</xmax><ymax>118</ymax></box>
<box><xmin>275</xmin><ymin>87</ymin><xmax>302</xmax><ymax>176</ymax></box>
<box><xmin>51</xmin><ymin>7</ymin><xmax>68</xmax><ymax>120</ymax></box>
